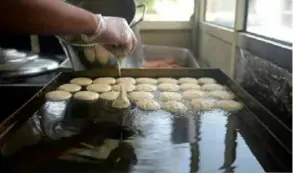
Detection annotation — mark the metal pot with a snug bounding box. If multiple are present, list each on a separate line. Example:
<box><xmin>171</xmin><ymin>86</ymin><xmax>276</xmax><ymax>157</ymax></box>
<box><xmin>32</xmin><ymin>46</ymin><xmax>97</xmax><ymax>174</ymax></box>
<box><xmin>59</xmin><ymin>0</ymin><xmax>147</xmax><ymax>71</ymax></box>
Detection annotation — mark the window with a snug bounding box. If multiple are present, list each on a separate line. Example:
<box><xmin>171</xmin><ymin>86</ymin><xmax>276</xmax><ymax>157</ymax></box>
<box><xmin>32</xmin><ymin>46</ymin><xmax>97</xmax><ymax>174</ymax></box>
<box><xmin>247</xmin><ymin>0</ymin><xmax>293</xmax><ymax>43</ymax></box>
<box><xmin>205</xmin><ymin>0</ymin><xmax>236</xmax><ymax>28</ymax></box>
<box><xmin>135</xmin><ymin>0</ymin><xmax>194</xmax><ymax>21</ymax></box>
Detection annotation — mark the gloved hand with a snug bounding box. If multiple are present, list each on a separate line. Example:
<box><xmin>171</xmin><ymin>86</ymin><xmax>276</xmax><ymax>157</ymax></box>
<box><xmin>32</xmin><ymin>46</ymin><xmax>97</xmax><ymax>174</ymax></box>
<box><xmin>60</xmin><ymin>14</ymin><xmax>137</xmax><ymax>58</ymax></box>
<box><xmin>82</xmin><ymin>14</ymin><xmax>137</xmax><ymax>58</ymax></box>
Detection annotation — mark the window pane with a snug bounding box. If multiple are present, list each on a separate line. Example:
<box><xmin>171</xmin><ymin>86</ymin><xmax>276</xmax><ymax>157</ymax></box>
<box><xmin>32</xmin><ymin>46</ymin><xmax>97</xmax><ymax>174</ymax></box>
<box><xmin>247</xmin><ymin>0</ymin><xmax>293</xmax><ymax>43</ymax></box>
<box><xmin>205</xmin><ymin>0</ymin><xmax>236</xmax><ymax>28</ymax></box>
<box><xmin>135</xmin><ymin>0</ymin><xmax>194</xmax><ymax>21</ymax></box>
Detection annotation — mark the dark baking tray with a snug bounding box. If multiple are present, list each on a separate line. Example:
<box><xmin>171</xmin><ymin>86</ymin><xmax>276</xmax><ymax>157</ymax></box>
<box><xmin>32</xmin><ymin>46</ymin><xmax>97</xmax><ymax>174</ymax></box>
<box><xmin>0</xmin><ymin>68</ymin><xmax>291</xmax><ymax>172</ymax></box>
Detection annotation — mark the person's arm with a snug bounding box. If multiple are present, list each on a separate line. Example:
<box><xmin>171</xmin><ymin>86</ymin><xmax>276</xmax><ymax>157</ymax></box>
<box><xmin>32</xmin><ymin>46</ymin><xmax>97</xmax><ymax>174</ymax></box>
<box><xmin>0</xmin><ymin>0</ymin><xmax>98</xmax><ymax>35</ymax></box>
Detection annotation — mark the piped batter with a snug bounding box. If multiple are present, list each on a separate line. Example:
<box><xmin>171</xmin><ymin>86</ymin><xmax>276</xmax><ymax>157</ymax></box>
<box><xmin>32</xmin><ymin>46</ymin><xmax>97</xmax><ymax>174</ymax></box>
<box><xmin>112</xmin><ymin>85</ymin><xmax>131</xmax><ymax>109</ymax></box>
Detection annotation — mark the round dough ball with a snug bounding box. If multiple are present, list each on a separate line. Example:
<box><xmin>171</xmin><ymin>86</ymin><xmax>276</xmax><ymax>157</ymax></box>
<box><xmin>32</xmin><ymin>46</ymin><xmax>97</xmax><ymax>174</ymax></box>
<box><xmin>208</xmin><ymin>90</ymin><xmax>235</xmax><ymax>100</ymax></box>
<box><xmin>191</xmin><ymin>99</ymin><xmax>216</xmax><ymax>111</ymax></box>
<box><xmin>58</xmin><ymin>84</ymin><xmax>81</xmax><ymax>93</ymax></box>
<box><xmin>93</xmin><ymin>77</ymin><xmax>116</xmax><ymax>85</ymax></box>
<box><xmin>112</xmin><ymin>83</ymin><xmax>135</xmax><ymax>92</ymax></box>
<box><xmin>70</xmin><ymin>77</ymin><xmax>92</xmax><ymax>86</ymax></box>
<box><xmin>201</xmin><ymin>84</ymin><xmax>225</xmax><ymax>91</ymax></box>
<box><xmin>180</xmin><ymin>83</ymin><xmax>201</xmax><ymax>91</ymax></box>
<box><xmin>73</xmin><ymin>91</ymin><xmax>99</xmax><ymax>101</ymax></box>
<box><xmin>116</xmin><ymin>77</ymin><xmax>136</xmax><ymax>84</ymax></box>
<box><xmin>178</xmin><ymin>77</ymin><xmax>198</xmax><ymax>84</ymax></box>
<box><xmin>136</xmin><ymin>78</ymin><xmax>158</xmax><ymax>85</ymax></box>
<box><xmin>198</xmin><ymin>77</ymin><xmax>217</xmax><ymax>85</ymax></box>
<box><xmin>157</xmin><ymin>78</ymin><xmax>177</xmax><ymax>84</ymax></box>
<box><xmin>159</xmin><ymin>92</ymin><xmax>182</xmax><ymax>102</ymax></box>
<box><xmin>158</xmin><ymin>83</ymin><xmax>180</xmax><ymax>92</ymax></box>
<box><xmin>86</xmin><ymin>84</ymin><xmax>112</xmax><ymax>93</ymax></box>
<box><xmin>135</xmin><ymin>84</ymin><xmax>157</xmax><ymax>92</ymax></box>
<box><xmin>45</xmin><ymin>90</ymin><xmax>72</xmax><ymax>101</ymax></box>
<box><xmin>162</xmin><ymin>101</ymin><xmax>187</xmax><ymax>113</ymax></box>
<box><xmin>100</xmin><ymin>91</ymin><xmax>119</xmax><ymax>101</ymax></box>
<box><xmin>137</xmin><ymin>99</ymin><xmax>161</xmax><ymax>111</ymax></box>
<box><xmin>216</xmin><ymin>100</ymin><xmax>243</xmax><ymax>111</ymax></box>
<box><xmin>182</xmin><ymin>90</ymin><xmax>207</xmax><ymax>101</ymax></box>
<box><xmin>128</xmin><ymin>91</ymin><xmax>154</xmax><ymax>101</ymax></box>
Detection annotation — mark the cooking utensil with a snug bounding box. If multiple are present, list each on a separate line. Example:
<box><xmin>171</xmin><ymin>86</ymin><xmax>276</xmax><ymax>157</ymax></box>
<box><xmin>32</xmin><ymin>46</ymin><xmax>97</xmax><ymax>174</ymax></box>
<box><xmin>58</xmin><ymin>0</ymin><xmax>147</xmax><ymax>71</ymax></box>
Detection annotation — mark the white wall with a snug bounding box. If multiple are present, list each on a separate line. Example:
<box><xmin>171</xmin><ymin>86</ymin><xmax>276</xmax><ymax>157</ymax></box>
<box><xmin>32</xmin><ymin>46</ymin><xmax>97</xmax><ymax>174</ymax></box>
<box><xmin>198</xmin><ymin>29</ymin><xmax>232</xmax><ymax>75</ymax></box>
<box><xmin>140</xmin><ymin>30</ymin><xmax>192</xmax><ymax>48</ymax></box>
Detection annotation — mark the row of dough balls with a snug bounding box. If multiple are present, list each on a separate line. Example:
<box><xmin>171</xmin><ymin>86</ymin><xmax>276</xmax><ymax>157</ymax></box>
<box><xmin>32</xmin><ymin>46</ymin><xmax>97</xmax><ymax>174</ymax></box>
<box><xmin>60</xmin><ymin>83</ymin><xmax>226</xmax><ymax>93</ymax></box>
<box><xmin>60</xmin><ymin>77</ymin><xmax>227</xmax><ymax>93</ymax></box>
<box><xmin>57</xmin><ymin>82</ymin><xmax>233</xmax><ymax>103</ymax></box>
<box><xmin>45</xmin><ymin>90</ymin><xmax>99</xmax><ymax>102</ymax></box>
<box><xmin>45</xmin><ymin>90</ymin><xmax>243</xmax><ymax>113</ymax></box>
<box><xmin>126</xmin><ymin>91</ymin><xmax>243</xmax><ymax>113</ymax></box>
<box><xmin>134</xmin><ymin>99</ymin><xmax>243</xmax><ymax>113</ymax></box>
<box><xmin>69</xmin><ymin>77</ymin><xmax>218</xmax><ymax>86</ymax></box>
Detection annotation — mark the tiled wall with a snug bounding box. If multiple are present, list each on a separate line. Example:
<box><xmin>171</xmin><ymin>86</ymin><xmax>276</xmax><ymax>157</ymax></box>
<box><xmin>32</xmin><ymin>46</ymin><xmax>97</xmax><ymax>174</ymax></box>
<box><xmin>235</xmin><ymin>49</ymin><xmax>292</xmax><ymax>127</ymax></box>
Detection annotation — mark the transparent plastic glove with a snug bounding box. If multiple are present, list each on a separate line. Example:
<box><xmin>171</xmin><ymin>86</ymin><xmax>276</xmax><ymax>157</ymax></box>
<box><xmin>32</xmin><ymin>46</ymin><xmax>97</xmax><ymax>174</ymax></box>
<box><xmin>83</xmin><ymin>14</ymin><xmax>137</xmax><ymax>58</ymax></box>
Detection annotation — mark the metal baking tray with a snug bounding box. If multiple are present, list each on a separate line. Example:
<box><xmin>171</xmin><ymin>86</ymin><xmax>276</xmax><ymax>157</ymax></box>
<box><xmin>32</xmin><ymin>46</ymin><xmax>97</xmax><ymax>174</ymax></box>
<box><xmin>0</xmin><ymin>69</ymin><xmax>291</xmax><ymax>172</ymax></box>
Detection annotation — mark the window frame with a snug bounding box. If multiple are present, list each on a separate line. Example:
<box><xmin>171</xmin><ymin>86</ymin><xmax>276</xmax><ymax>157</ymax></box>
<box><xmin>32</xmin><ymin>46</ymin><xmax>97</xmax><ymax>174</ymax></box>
<box><xmin>138</xmin><ymin>0</ymin><xmax>292</xmax><ymax>73</ymax></box>
<box><xmin>200</xmin><ymin>0</ymin><xmax>292</xmax><ymax>73</ymax></box>
<box><xmin>137</xmin><ymin>0</ymin><xmax>194</xmax><ymax>30</ymax></box>
<box><xmin>203</xmin><ymin>0</ymin><xmax>237</xmax><ymax>29</ymax></box>
<box><xmin>244</xmin><ymin>0</ymin><xmax>293</xmax><ymax>46</ymax></box>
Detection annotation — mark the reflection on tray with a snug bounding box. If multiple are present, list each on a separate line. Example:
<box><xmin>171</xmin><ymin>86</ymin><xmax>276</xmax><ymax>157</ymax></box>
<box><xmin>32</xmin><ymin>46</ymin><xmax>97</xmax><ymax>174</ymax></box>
<box><xmin>0</xmin><ymin>107</ymin><xmax>277</xmax><ymax>173</ymax></box>
<box><xmin>1</xmin><ymin>120</ymin><xmax>138</xmax><ymax>172</ymax></box>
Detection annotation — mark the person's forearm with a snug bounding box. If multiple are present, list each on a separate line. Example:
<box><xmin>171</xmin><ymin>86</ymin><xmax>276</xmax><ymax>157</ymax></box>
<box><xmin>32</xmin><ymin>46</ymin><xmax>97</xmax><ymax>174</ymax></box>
<box><xmin>0</xmin><ymin>0</ymin><xmax>98</xmax><ymax>35</ymax></box>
